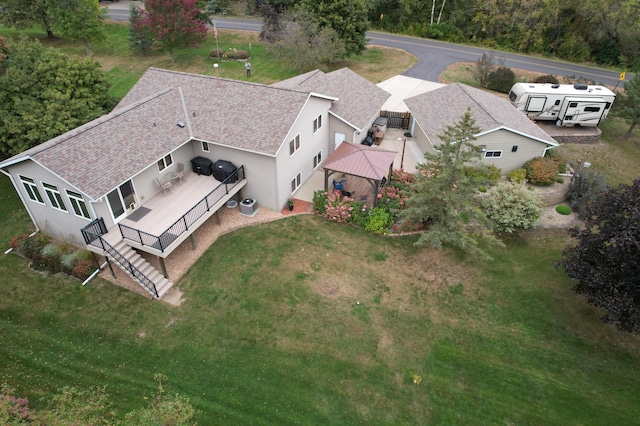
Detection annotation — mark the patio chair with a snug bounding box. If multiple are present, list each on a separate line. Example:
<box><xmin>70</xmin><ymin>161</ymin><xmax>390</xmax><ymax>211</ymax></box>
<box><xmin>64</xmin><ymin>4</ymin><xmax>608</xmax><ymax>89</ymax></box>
<box><xmin>176</xmin><ymin>163</ymin><xmax>187</xmax><ymax>184</ymax></box>
<box><xmin>155</xmin><ymin>177</ymin><xmax>173</xmax><ymax>196</ymax></box>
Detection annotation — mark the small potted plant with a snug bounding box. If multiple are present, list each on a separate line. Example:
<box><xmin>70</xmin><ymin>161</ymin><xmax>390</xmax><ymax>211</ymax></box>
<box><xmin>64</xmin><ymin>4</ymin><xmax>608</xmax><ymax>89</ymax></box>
<box><xmin>287</xmin><ymin>198</ymin><xmax>294</xmax><ymax>211</ymax></box>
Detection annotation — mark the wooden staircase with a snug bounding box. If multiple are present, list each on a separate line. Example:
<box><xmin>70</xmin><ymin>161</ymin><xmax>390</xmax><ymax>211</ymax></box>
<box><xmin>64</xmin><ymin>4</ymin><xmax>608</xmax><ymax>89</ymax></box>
<box><xmin>110</xmin><ymin>240</ymin><xmax>174</xmax><ymax>299</ymax></box>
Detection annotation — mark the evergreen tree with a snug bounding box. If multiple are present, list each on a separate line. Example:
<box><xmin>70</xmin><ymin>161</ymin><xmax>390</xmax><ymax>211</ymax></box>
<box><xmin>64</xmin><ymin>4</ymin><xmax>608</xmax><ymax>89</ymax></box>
<box><xmin>400</xmin><ymin>108</ymin><xmax>503</xmax><ymax>258</ymax></box>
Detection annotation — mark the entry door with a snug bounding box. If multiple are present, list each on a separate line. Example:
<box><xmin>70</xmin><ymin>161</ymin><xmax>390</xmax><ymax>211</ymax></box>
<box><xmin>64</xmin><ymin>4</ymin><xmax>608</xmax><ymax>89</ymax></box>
<box><xmin>334</xmin><ymin>132</ymin><xmax>346</xmax><ymax>150</ymax></box>
<box><xmin>107</xmin><ymin>180</ymin><xmax>136</xmax><ymax>223</ymax></box>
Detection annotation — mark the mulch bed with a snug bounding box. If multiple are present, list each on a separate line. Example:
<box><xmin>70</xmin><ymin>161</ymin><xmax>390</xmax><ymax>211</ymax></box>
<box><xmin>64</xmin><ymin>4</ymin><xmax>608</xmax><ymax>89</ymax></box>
<box><xmin>281</xmin><ymin>198</ymin><xmax>314</xmax><ymax>215</ymax></box>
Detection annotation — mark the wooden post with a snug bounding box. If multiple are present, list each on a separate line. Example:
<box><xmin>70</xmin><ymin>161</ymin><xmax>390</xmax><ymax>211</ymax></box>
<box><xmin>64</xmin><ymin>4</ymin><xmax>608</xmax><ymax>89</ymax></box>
<box><xmin>190</xmin><ymin>233</ymin><xmax>197</xmax><ymax>250</ymax></box>
<box><xmin>158</xmin><ymin>257</ymin><xmax>168</xmax><ymax>279</ymax></box>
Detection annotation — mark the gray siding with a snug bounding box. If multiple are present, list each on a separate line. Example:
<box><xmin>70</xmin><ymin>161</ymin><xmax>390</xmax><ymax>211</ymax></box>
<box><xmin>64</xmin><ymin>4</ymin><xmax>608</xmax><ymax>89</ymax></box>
<box><xmin>474</xmin><ymin>130</ymin><xmax>549</xmax><ymax>173</ymax></box>
<box><xmin>6</xmin><ymin>160</ymin><xmax>94</xmax><ymax>245</ymax></box>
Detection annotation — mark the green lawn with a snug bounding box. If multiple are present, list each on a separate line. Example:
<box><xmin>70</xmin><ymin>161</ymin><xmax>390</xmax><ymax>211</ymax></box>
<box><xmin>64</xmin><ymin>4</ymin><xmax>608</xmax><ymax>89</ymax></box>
<box><xmin>2</xmin><ymin>21</ymin><xmax>640</xmax><ymax>424</ymax></box>
<box><xmin>2</xmin><ymin>168</ymin><xmax>640</xmax><ymax>422</ymax></box>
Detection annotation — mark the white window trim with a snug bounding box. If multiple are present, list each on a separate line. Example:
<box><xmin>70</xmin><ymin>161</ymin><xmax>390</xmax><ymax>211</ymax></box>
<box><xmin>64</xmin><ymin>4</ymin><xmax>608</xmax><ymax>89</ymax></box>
<box><xmin>19</xmin><ymin>175</ymin><xmax>45</xmax><ymax>205</ymax></box>
<box><xmin>289</xmin><ymin>134</ymin><xmax>300</xmax><ymax>156</ymax></box>
<box><xmin>42</xmin><ymin>182</ymin><xmax>67</xmax><ymax>212</ymax></box>
<box><xmin>291</xmin><ymin>172</ymin><xmax>301</xmax><ymax>193</ymax></box>
<box><xmin>484</xmin><ymin>151</ymin><xmax>503</xmax><ymax>158</ymax></box>
<box><xmin>66</xmin><ymin>190</ymin><xmax>91</xmax><ymax>219</ymax></box>
<box><xmin>313</xmin><ymin>115</ymin><xmax>322</xmax><ymax>134</ymax></box>
<box><xmin>157</xmin><ymin>153</ymin><xmax>174</xmax><ymax>173</ymax></box>
<box><xmin>313</xmin><ymin>150</ymin><xmax>322</xmax><ymax>169</ymax></box>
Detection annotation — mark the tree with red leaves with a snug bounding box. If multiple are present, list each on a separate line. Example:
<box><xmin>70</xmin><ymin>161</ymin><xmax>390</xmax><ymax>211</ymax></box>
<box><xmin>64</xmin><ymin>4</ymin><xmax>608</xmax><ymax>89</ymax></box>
<box><xmin>132</xmin><ymin>0</ymin><xmax>208</xmax><ymax>59</ymax></box>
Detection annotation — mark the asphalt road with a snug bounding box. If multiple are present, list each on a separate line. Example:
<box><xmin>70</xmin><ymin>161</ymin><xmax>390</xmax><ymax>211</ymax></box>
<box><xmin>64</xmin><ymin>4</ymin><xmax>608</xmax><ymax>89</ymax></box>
<box><xmin>106</xmin><ymin>7</ymin><xmax>628</xmax><ymax>87</ymax></box>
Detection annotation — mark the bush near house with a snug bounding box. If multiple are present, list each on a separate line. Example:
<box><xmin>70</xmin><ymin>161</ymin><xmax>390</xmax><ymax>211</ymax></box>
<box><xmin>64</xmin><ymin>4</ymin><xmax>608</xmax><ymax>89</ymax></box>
<box><xmin>507</xmin><ymin>168</ymin><xmax>527</xmax><ymax>183</ymax></box>
<box><xmin>523</xmin><ymin>157</ymin><xmax>559</xmax><ymax>186</ymax></box>
<box><xmin>8</xmin><ymin>234</ymin><xmax>95</xmax><ymax>280</ymax></box>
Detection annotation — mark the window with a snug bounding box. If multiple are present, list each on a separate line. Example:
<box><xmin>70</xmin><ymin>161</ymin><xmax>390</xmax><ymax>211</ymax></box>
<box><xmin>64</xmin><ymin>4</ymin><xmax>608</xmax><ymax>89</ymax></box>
<box><xmin>289</xmin><ymin>135</ymin><xmax>300</xmax><ymax>156</ymax></box>
<box><xmin>42</xmin><ymin>183</ymin><xmax>67</xmax><ymax>212</ymax></box>
<box><xmin>313</xmin><ymin>115</ymin><xmax>322</xmax><ymax>133</ymax></box>
<box><xmin>511</xmin><ymin>145</ymin><xmax>518</xmax><ymax>152</ymax></box>
<box><xmin>66</xmin><ymin>190</ymin><xmax>90</xmax><ymax>219</ymax></box>
<box><xmin>157</xmin><ymin>153</ymin><xmax>173</xmax><ymax>172</ymax></box>
<box><xmin>484</xmin><ymin>151</ymin><xmax>502</xmax><ymax>158</ymax></box>
<box><xmin>291</xmin><ymin>173</ymin><xmax>301</xmax><ymax>192</ymax></box>
<box><xmin>313</xmin><ymin>151</ymin><xmax>322</xmax><ymax>169</ymax></box>
<box><xmin>19</xmin><ymin>175</ymin><xmax>44</xmax><ymax>204</ymax></box>
<box><xmin>584</xmin><ymin>106</ymin><xmax>601</xmax><ymax>112</ymax></box>
<box><xmin>201</xmin><ymin>141</ymin><xmax>210</xmax><ymax>152</ymax></box>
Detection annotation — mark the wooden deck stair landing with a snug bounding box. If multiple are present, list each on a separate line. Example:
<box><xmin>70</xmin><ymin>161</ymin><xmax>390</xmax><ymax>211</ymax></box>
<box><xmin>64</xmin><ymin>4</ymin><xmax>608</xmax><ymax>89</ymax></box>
<box><xmin>110</xmin><ymin>240</ymin><xmax>173</xmax><ymax>299</ymax></box>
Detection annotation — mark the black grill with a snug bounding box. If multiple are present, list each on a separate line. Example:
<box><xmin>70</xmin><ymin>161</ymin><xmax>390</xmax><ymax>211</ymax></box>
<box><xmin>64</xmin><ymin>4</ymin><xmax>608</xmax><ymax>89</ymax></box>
<box><xmin>191</xmin><ymin>156</ymin><xmax>213</xmax><ymax>176</ymax></box>
<box><xmin>212</xmin><ymin>160</ymin><xmax>238</xmax><ymax>182</ymax></box>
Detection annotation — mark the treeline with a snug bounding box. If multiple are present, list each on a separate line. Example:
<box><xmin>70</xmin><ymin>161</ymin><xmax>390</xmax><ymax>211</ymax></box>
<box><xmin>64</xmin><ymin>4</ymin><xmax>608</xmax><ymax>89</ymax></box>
<box><xmin>242</xmin><ymin>0</ymin><xmax>640</xmax><ymax>71</ymax></box>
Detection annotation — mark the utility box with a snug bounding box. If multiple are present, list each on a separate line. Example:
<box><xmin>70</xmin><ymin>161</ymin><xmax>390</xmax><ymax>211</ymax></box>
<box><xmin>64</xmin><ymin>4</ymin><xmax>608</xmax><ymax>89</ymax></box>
<box><xmin>240</xmin><ymin>198</ymin><xmax>257</xmax><ymax>216</ymax></box>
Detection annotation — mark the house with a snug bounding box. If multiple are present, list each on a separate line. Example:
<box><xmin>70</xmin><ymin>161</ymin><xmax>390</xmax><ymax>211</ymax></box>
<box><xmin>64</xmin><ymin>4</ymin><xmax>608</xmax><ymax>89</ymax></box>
<box><xmin>404</xmin><ymin>83</ymin><xmax>558</xmax><ymax>173</ymax></box>
<box><xmin>272</xmin><ymin>68</ymin><xmax>391</xmax><ymax>149</ymax></box>
<box><xmin>0</xmin><ymin>67</ymin><xmax>389</xmax><ymax>298</ymax></box>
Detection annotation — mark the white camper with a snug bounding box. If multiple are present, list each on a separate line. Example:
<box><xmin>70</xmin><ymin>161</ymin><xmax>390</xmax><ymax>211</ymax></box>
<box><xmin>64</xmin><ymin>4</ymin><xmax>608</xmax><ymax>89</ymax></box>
<box><xmin>508</xmin><ymin>83</ymin><xmax>615</xmax><ymax>127</ymax></box>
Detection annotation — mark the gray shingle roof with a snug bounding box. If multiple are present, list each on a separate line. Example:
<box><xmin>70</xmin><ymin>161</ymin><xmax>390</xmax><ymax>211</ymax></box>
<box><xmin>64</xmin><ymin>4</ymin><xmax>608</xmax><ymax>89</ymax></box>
<box><xmin>6</xmin><ymin>89</ymin><xmax>190</xmax><ymax>200</ymax></box>
<box><xmin>404</xmin><ymin>83</ymin><xmax>557</xmax><ymax>147</ymax></box>
<box><xmin>118</xmin><ymin>68</ymin><xmax>316</xmax><ymax>155</ymax></box>
<box><xmin>273</xmin><ymin>67</ymin><xmax>391</xmax><ymax>131</ymax></box>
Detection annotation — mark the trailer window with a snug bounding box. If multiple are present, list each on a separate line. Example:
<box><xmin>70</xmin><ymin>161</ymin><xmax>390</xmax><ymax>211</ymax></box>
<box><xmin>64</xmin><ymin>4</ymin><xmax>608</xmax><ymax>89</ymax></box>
<box><xmin>569</xmin><ymin>102</ymin><xmax>578</xmax><ymax>108</ymax></box>
<box><xmin>509</xmin><ymin>91</ymin><xmax>516</xmax><ymax>102</ymax></box>
<box><xmin>584</xmin><ymin>106</ymin><xmax>601</xmax><ymax>112</ymax></box>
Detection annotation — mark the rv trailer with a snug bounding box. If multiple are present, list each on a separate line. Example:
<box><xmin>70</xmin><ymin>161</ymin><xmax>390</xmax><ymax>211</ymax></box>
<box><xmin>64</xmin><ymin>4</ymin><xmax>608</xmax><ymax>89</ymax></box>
<box><xmin>508</xmin><ymin>83</ymin><xmax>615</xmax><ymax>127</ymax></box>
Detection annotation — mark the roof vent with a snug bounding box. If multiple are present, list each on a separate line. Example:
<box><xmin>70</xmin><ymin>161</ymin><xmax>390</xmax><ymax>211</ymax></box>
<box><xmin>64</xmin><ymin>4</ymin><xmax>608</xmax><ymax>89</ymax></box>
<box><xmin>177</xmin><ymin>122</ymin><xmax>185</xmax><ymax>128</ymax></box>
<box><xmin>574</xmin><ymin>84</ymin><xmax>588</xmax><ymax>90</ymax></box>
<box><xmin>551</xmin><ymin>84</ymin><xmax>560</xmax><ymax>89</ymax></box>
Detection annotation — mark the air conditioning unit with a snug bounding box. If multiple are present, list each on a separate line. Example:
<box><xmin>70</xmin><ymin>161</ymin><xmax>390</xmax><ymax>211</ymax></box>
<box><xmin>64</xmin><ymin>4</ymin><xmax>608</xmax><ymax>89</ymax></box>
<box><xmin>240</xmin><ymin>198</ymin><xmax>257</xmax><ymax>216</ymax></box>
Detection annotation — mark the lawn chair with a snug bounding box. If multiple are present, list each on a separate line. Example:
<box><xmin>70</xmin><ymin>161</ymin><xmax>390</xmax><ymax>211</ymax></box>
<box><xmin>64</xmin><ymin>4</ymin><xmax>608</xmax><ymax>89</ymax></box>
<box><xmin>155</xmin><ymin>177</ymin><xmax>173</xmax><ymax>196</ymax></box>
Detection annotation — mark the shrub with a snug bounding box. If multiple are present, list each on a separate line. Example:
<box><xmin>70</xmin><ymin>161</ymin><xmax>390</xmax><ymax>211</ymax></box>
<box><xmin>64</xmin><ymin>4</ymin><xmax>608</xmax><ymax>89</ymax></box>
<box><xmin>545</xmin><ymin>148</ymin><xmax>567</xmax><ymax>173</ymax></box>
<box><xmin>507</xmin><ymin>168</ymin><xmax>527</xmax><ymax>183</ymax></box>
<box><xmin>478</xmin><ymin>186</ymin><xmax>487</xmax><ymax>193</ymax></box>
<box><xmin>532</xmin><ymin>74</ymin><xmax>560</xmax><ymax>84</ymax></box>
<box><xmin>364</xmin><ymin>208</ymin><xmax>394</xmax><ymax>235</ymax></box>
<box><xmin>60</xmin><ymin>252</ymin><xmax>80</xmax><ymax>273</ymax></box>
<box><xmin>556</xmin><ymin>205</ymin><xmax>571</xmax><ymax>215</ymax></box>
<box><xmin>312</xmin><ymin>190</ymin><xmax>328</xmax><ymax>214</ymax></box>
<box><xmin>72</xmin><ymin>260</ymin><xmax>95</xmax><ymax>281</ymax></box>
<box><xmin>523</xmin><ymin>157</ymin><xmax>558</xmax><ymax>186</ymax></box>
<box><xmin>463</xmin><ymin>164</ymin><xmax>501</xmax><ymax>185</ymax></box>
<box><xmin>349</xmin><ymin>202</ymin><xmax>370</xmax><ymax>228</ymax></box>
<box><xmin>486</xmin><ymin>66</ymin><xmax>516</xmax><ymax>93</ymax></box>
<box><xmin>484</xmin><ymin>182</ymin><xmax>543</xmax><ymax>233</ymax></box>
<box><xmin>566</xmin><ymin>166</ymin><xmax>607</xmax><ymax>219</ymax></box>
<box><xmin>555</xmin><ymin>177</ymin><xmax>565</xmax><ymax>184</ymax></box>
<box><xmin>377</xmin><ymin>186</ymin><xmax>407</xmax><ymax>214</ymax></box>
<box><xmin>323</xmin><ymin>191</ymin><xmax>353</xmax><ymax>223</ymax></box>
<box><xmin>17</xmin><ymin>233</ymin><xmax>49</xmax><ymax>260</ymax></box>
<box><xmin>8</xmin><ymin>234</ymin><xmax>28</xmax><ymax>251</ymax></box>
<box><xmin>391</xmin><ymin>169</ymin><xmax>415</xmax><ymax>186</ymax></box>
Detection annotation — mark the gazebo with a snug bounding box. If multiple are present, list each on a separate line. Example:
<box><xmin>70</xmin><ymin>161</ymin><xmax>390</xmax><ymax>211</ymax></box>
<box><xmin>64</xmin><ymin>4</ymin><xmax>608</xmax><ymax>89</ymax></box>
<box><xmin>323</xmin><ymin>142</ymin><xmax>397</xmax><ymax>207</ymax></box>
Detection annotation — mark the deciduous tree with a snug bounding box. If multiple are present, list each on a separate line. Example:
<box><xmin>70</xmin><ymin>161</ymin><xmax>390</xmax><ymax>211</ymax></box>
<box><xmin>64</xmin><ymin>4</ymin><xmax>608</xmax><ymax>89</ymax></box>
<box><xmin>613</xmin><ymin>75</ymin><xmax>640</xmax><ymax>139</ymax></box>
<box><xmin>0</xmin><ymin>37</ymin><xmax>110</xmax><ymax>160</ymax></box>
<box><xmin>272</xmin><ymin>8</ymin><xmax>346</xmax><ymax>73</ymax></box>
<box><xmin>558</xmin><ymin>178</ymin><xmax>640</xmax><ymax>333</ymax></box>
<box><xmin>133</xmin><ymin>0</ymin><xmax>209</xmax><ymax>59</ymax></box>
<box><xmin>0</xmin><ymin>0</ymin><xmax>56</xmax><ymax>38</ymax></box>
<box><xmin>49</xmin><ymin>0</ymin><xmax>106</xmax><ymax>57</ymax></box>
<box><xmin>298</xmin><ymin>0</ymin><xmax>368</xmax><ymax>56</ymax></box>
<box><xmin>400</xmin><ymin>108</ymin><xmax>503</xmax><ymax>258</ymax></box>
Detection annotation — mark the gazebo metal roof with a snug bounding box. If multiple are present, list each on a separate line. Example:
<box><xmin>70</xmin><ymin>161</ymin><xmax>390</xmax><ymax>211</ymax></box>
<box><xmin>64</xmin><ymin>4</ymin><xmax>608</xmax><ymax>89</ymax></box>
<box><xmin>323</xmin><ymin>142</ymin><xmax>397</xmax><ymax>206</ymax></box>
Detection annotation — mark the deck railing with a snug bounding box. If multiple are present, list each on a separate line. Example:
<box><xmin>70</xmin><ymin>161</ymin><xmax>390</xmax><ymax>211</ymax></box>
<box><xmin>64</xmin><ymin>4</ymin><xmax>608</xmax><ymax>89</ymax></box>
<box><xmin>118</xmin><ymin>166</ymin><xmax>245</xmax><ymax>252</ymax></box>
<box><xmin>81</xmin><ymin>219</ymin><xmax>159</xmax><ymax>298</ymax></box>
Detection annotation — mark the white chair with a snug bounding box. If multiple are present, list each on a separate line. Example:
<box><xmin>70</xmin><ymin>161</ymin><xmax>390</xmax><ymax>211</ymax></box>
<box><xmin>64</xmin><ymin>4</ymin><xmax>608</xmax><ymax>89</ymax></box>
<box><xmin>176</xmin><ymin>163</ymin><xmax>187</xmax><ymax>184</ymax></box>
<box><xmin>155</xmin><ymin>177</ymin><xmax>173</xmax><ymax>196</ymax></box>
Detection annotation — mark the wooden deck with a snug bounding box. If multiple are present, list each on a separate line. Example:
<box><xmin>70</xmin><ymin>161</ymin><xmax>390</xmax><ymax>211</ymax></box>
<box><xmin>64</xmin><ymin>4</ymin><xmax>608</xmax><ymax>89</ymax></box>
<box><xmin>339</xmin><ymin>175</ymin><xmax>380</xmax><ymax>207</ymax></box>
<box><xmin>102</xmin><ymin>172</ymin><xmax>246</xmax><ymax>256</ymax></box>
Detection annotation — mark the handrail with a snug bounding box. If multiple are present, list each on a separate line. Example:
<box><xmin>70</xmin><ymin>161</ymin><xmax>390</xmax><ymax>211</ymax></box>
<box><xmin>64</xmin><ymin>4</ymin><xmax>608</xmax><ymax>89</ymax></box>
<box><xmin>80</xmin><ymin>224</ymin><xmax>159</xmax><ymax>298</ymax></box>
<box><xmin>119</xmin><ymin>166</ymin><xmax>245</xmax><ymax>252</ymax></box>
